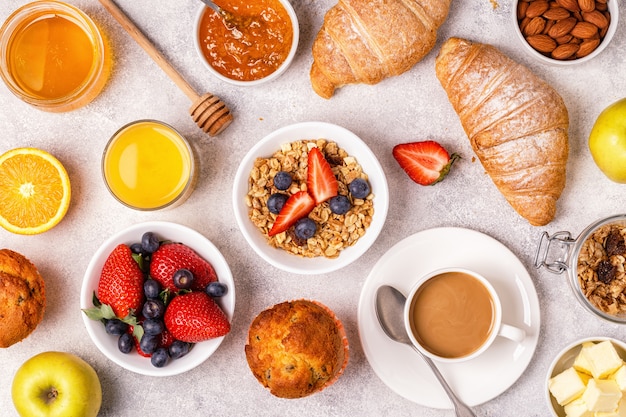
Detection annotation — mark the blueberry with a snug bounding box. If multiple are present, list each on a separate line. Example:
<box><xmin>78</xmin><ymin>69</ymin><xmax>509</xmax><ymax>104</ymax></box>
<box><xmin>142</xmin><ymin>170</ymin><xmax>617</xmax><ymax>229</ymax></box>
<box><xmin>105</xmin><ymin>318</ymin><xmax>129</xmax><ymax>336</ymax></box>
<box><xmin>143</xmin><ymin>318</ymin><xmax>164</xmax><ymax>336</ymax></box>
<box><xmin>348</xmin><ymin>178</ymin><xmax>371</xmax><ymax>199</ymax></box>
<box><xmin>173</xmin><ymin>269</ymin><xmax>194</xmax><ymax>290</ymax></box>
<box><xmin>130</xmin><ymin>242</ymin><xmax>144</xmax><ymax>255</ymax></box>
<box><xmin>169</xmin><ymin>340</ymin><xmax>191</xmax><ymax>359</ymax></box>
<box><xmin>143</xmin><ymin>279</ymin><xmax>161</xmax><ymax>299</ymax></box>
<box><xmin>118</xmin><ymin>333</ymin><xmax>134</xmax><ymax>354</ymax></box>
<box><xmin>294</xmin><ymin>218</ymin><xmax>317</xmax><ymax>240</ymax></box>
<box><xmin>142</xmin><ymin>299</ymin><xmax>165</xmax><ymax>319</ymax></box>
<box><xmin>141</xmin><ymin>232</ymin><xmax>160</xmax><ymax>254</ymax></box>
<box><xmin>267</xmin><ymin>193</ymin><xmax>288</xmax><ymax>214</ymax></box>
<box><xmin>329</xmin><ymin>195</ymin><xmax>351</xmax><ymax>215</ymax></box>
<box><xmin>205</xmin><ymin>282</ymin><xmax>228</xmax><ymax>298</ymax></box>
<box><xmin>151</xmin><ymin>347</ymin><xmax>170</xmax><ymax>368</ymax></box>
<box><xmin>139</xmin><ymin>334</ymin><xmax>159</xmax><ymax>355</ymax></box>
<box><xmin>273</xmin><ymin>171</ymin><xmax>292</xmax><ymax>190</ymax></box>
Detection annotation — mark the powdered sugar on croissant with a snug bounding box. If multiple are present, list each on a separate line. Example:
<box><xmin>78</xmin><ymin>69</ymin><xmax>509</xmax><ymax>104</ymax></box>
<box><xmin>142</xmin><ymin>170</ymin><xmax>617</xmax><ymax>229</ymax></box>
<box><xmin>310</xmin><ymin>0</ymin><xmax>451</xmax><ymax>99</ymax></box>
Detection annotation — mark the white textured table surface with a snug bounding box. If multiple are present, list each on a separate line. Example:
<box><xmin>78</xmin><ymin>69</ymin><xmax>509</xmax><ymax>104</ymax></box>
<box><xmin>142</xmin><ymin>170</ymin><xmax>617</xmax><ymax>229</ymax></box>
<box><xmin>1</xmin><ymin>1</ymin><xmax>625</xmax><ymax>416</ymax></box>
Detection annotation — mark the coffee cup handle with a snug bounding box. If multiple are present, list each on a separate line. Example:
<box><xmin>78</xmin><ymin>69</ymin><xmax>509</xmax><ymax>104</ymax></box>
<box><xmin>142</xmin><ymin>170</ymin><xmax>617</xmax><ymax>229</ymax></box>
<box><xmin>497</xmin><ymin>323</ymin><xmax>526</xmax><ymax>343</ymax></box>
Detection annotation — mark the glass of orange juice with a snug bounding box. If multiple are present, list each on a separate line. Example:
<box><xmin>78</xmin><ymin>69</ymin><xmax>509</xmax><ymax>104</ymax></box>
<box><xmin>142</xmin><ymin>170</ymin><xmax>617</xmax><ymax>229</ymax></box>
<box><xmin>102</xmin><ymin>120</ymin><xmax>197</xmax><ymax>211</ymax></box>
<box><xmin>0</xmin><ymin>1</ymin><xmax>111</xmax><ymax>112</ymax></box>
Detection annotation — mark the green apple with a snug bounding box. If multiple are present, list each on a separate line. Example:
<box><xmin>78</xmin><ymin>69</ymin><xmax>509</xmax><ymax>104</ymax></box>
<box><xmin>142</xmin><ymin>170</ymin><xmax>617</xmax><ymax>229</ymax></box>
<box><xmin>12</xmin><ymin>351</ymin><xmax>102</xmax><ymax>417</ymax></box>
<box><xmin>589</xmin><ymin>97</ymin><xmax>626</xmax><ymax>183</ymax></box>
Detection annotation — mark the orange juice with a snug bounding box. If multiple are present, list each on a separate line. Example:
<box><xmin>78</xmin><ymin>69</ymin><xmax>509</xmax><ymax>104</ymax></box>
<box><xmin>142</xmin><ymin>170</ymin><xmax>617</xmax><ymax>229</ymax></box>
<box><xmin>102</xmin><ymin>121</ymin><xmax>195</xmax><ymax>210</ymax></box>
<box><xmin>0</xmin><ymin>1</ymin><xmax>111</xmax><ymax>112</ymax></box>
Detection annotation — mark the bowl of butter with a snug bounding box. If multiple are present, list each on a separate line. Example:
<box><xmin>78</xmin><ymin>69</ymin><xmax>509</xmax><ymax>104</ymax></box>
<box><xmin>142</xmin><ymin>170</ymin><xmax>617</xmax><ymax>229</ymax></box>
<box><xmin>547</xmin><ymin>337</ymin><xmax>626</xmax><ymax>416</ymax></box>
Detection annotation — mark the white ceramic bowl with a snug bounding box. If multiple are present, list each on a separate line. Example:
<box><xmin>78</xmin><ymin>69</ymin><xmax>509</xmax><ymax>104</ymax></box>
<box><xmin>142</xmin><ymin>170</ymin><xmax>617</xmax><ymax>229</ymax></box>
<box><xmin>80</xmin><ymin>221</ymin><xmax>235</xmax><ymax>377</ymax></box>
<box><xmin>513</xmin><ymin>0</ymin><xmax>618</xmax><ymax>66</ymax></box>
<box><xmin>546</xmin><ymin>337</ymin><xmax>626</xmax><ymax>416</ymax></box>
<box><xmin>233</xmin><ymin>121</ymin><xmax>389</xmax><ymax>275</ymax></box>
<box><xmin>193</xmin><ymin>0</ymin><xmax>299</xmax><ymax>86</ymax></box>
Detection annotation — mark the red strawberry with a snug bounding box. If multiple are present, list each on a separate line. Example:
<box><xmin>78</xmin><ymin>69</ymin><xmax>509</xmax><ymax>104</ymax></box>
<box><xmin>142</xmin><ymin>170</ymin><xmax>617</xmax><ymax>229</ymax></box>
<box><xmin>307</xmin><ymin>147</ymin><xmax>338</xmax><ymax>204</ymax></box>
<box><xmin>150</xmin><ymin>243</ymin><xmax>217</xmax><ymax>292</ymax></box>
<box><xmin>97</xmin><ymin>244</ymin><xmax>144</xmax><ymax>318</ymax></box>
<box><xmin>268</xmin><ymin>191</ymin><xmax>315</xmax><ymax>236</ymax></box>
<box><xmin>164</xmin><ymin>292</ymin><xmax>230</xmax><ymax>343</ymax></box>
<box><xmin>158</xmin><ymin>328</ymin><xmax>175</xmax><ymax>349</ymax></box>
<box><xmin>392</xmin><ymin>141</ymin><xmax>460</xmax><ymax>186</ymax></box>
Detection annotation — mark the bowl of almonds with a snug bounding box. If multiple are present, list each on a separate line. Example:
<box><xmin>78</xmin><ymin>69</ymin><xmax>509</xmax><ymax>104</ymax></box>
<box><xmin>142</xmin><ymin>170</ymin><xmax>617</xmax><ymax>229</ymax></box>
<box><xmin>514</xmin><ymin>0</ymin><xmax>618</xmax><ymax>65</ymax></box>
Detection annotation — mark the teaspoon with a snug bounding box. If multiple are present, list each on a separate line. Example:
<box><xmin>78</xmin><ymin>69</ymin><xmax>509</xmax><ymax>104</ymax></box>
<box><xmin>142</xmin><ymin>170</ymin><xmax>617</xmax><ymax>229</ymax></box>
<box><xmin>375</xmin><ymin>285</ymin><xmax>477</xmax><ymax>417</ymax></box>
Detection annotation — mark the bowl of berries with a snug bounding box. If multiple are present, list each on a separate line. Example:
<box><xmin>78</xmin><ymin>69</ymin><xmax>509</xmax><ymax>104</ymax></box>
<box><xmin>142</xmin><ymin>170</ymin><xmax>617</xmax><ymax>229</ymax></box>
<box><xmin>233</xmin><ymin>121</ymin><xmax>389</xmax><ymax>274</ymax></box>
<box><xmin>80</xmin><ymin>221</ymin><xmax>235</xmax><ymax>376</ymax></box>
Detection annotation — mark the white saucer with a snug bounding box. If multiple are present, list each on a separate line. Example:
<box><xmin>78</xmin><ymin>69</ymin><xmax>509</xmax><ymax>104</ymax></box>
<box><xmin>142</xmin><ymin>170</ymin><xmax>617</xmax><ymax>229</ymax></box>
<box><xmin>358</xmin><ymin>227</ymin><xmax>540</xmax><ymax>408</ymax></box>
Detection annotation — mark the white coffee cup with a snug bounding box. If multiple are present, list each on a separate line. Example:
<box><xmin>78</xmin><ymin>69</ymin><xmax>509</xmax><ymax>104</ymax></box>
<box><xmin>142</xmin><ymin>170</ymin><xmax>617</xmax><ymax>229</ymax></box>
<box><xmin>404</xmin><ymin>267</ymin><xmax>526</xmax><ymax>363</ymax></box>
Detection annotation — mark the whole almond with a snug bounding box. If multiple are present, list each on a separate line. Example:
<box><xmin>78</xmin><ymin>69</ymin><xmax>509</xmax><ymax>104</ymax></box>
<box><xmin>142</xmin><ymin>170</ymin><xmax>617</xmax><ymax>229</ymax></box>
<box><xmin>576</xmin><ymin>38</ymin><xmax>601</xmax><ymax>57</ymax></box>
<box><xmin>578</xmin><ymin>0</ymin><xmax>595</xmax><ymax>12</ymax></box>
<box><xmin>554</xmin><ymin>34</ymin><xmax>574</xmax><ymax>44</ymax></box>
<box><xmin>556</xmin><ymin>0</ymin><xmax>580</xmax><ymax>12</ymax></box>
<box><xmin>570</xmin><ymin>21</ymin><xmax>598</xmax><ymax>38</ymax></box>
<box><xmin>582</xmin><ymin>10</ymin><xmax>609</xmax><ymax>29</ymax></box>
<box><xmin>548</xmin><ymin>17</ymin><xmax>577</xmax><ymax>38</ymax></box>
<box><xmin>526</xmin><ymin>0</ymin><xmax>550</xmax><ymax>17</ymax></box>
<box><xmin>526</xmin><ymin>34</ymin><xmax>557</xmax><ymax>52</ymax></box>
<box><xmin>524</xmin><ymin>16</ymin><xmax>547</xmax><ymax>36</ymax></box>
<box><xmin>543</xmin><ymin>7</ymin><xmax>571</xmax><ymax>20</ymax></box>
<box><xmin>551</xmin><ymin>42</ymin><xmax>580</xmax><ymax>59</ymax></box>
<box><xmin>518</xmin><ymin>1</ymin><xmax>530</xmax><ymax>19</ymax></box>
<box><xmin>596</xmin><ymin>2</ymin><xmax>608</xmax><ymax>11</ymax></box>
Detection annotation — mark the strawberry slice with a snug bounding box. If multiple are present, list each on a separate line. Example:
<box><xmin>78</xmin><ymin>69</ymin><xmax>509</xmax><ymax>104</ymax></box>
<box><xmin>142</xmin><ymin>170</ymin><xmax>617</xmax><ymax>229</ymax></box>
<box><xmin>392</xmin><ymin>141</ymin><xmax>460</xmax><ymax>186</ymax></box>
<box><xmin>307</xmin><ymin>147</ymin><xmax>338</xmax><ymax>204</ymax></box>
<box><xmin>268</xmin><ymin>191</ymin><xmax>315</xmax><ymax>236</ymax></box>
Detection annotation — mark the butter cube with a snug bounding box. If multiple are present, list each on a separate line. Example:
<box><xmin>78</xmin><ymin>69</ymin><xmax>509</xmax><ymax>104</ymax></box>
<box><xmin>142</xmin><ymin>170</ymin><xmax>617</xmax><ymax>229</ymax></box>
<box><xmin>588</xmin><ymin>341</ymin><xmax>624</xmax><ymax>379</ymax></box>
<box><xmin>617</xmin><ymin>397</ymin><xmax>626</xmax><ymax>416</ymax></box>
<box><xmin>575</xmin><ymin>342</ymin><xmax>597</xmax><ymax>375</ymax></box>
<box><xmin>595</xmin><ymin>411</ymin><xmax>619</xmax><ymax>417</ymax></box>
<box><xmin>612</xmin><ymin>365</ymin><xmax>626</xmax><ymax>391</ymax></box>
<box><xmin>550</xmin><ymin>367</ymin><xmax>589</xmax><ymax>405</ymax></box>
<box><xmin>582</xmin><ymin>379</ymin><xmax>622</xmax><ymax>412</ymax></box>
<box><xmin>563</xmin><ymin>397</ymin><xmax>593</xmax><ymax>417</ymax></box>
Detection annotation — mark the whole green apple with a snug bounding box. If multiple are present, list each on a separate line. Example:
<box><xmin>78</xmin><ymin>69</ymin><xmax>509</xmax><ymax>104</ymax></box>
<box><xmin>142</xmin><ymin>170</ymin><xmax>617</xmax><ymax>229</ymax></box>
<box><xmin>12</xmin><ymin>351</ymin><xmax>102</xmax><ymax>417</ymax></box>
<box><xmin>589</xmin><ymin>98</ymin><xmax>626</xmax><ymax>183</ymax></box>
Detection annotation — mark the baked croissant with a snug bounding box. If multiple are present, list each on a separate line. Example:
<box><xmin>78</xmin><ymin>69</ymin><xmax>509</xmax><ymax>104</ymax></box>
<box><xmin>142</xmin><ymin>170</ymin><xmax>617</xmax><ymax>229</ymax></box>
<box><xmin>435</xmin><ymin>37</ymin><xmax>569</xmax><ymax>226</ymax></box>
<box><xmin>310</xmin><ymin>0</ymin><xmax>452</xmax><ymax>99</ymax></box>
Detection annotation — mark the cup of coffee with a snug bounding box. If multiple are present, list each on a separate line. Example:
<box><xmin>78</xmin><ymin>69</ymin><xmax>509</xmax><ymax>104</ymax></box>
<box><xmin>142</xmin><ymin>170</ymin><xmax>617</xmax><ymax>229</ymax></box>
<box><xmin>404</xmin><ymin>267</ymin><xmax>525</xmax><ymax>363</ymax></box>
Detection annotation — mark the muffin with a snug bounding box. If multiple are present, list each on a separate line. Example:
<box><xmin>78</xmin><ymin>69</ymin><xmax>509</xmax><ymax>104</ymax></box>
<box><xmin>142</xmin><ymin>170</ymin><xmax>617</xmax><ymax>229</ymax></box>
<box><xmin>0</xmin><ymin>249</ymin><xmax>46</xmax><ymax>347</ymax></box>
<box><xmin>245</xmin><ymin>300</ymin><xmax>349</xmax><ymax>398</ymax></box>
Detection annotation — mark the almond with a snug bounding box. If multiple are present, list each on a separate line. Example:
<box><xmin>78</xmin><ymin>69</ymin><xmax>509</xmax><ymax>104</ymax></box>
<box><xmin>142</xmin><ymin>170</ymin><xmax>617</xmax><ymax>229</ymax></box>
<box><xmin>526</xmin><ymin>0</ymin><xmax>550</xmax><ymax>17</ymax></box>
<box><xmin>548</xmin><ymin>17</ymin><xmax>577</xmax><ymax>38</ymax></box>
<box><xmin>524</xmin><ymin>16</ymin><xmax>547</xmax><ymax>35</ymax></box>
<box><xmin>526</xmin><ymin>34</ymin><xmax>557</xmax><ymax>52</ymax></box>
<box><xmin>518</xmin><ymin>1</ymin><xmax>530</xmax><ymax>19</ymax></box>
<box><xmin>551</xmin><ymin>42</ymin><xmax>580</xmax><ymax>59</ymax></box>
<box><xmin>596</xmin><ymin>1</ymin><xmax>608</xmax><ymax>11</ymax></box>
<box><xmin>554</xmin><ymin>34</ymin><xmax>574</xmax><ymax>44</ymax></box>
<box><xmin>576</xmin><ymin>38</ymin><xmax>601</xmax><ymax>57</ymax></box>
<box><xmin>582</xmin><ymin>10</ymin><xmax>609</xmax><ymax>29</ymax></box>
<box><xmin>578</xmin><ymin>0</ymin><xmax>595</xmax><ymax>12</ymax></box>
<box><xmin>556</xmin><ymin>0</ymin><xmax>580</xmax><ymax>12</ymax></box>
<box><xmin>519</xmin><ymin>16</ymin><xmax>531</xmax><ymax>33</ymax></box>
<box><xmin>543</xmin><ymin>7</ymin><xmax>571</xmax><ymax>20</ymax></box>
<box><xmin>570</xmin><ymin>21</ymin><xmax>598</xmax><ymax>38</ymax></box>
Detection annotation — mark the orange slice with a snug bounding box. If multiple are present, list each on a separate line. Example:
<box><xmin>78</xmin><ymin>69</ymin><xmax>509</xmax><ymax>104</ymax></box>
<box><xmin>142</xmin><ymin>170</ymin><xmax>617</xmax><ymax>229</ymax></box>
<box><xmin>0</xmin><ymin>147</ymin><xmax>71</xmax><ymax>234</ymax></box>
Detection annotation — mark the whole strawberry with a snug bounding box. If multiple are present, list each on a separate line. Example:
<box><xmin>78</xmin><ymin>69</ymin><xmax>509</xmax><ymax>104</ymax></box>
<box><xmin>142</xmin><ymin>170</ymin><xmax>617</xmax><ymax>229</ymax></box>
<box><xmin>97</xmin><ymin>244</ymin><xmax>144</xmax><ymax>318</ymax></box>
<box><xmin>164</xmin><ymin>292</ymin><xmax>230</xmax><ymax>343</ymax></box>
<box><xmin>150</xmin><ymin>243</ymin><xmax>217</xmax><ymax>292</ymax></box>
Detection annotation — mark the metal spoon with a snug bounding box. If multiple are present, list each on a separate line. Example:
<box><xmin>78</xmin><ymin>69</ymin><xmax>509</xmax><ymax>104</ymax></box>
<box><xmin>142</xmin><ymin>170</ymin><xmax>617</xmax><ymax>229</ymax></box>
<box><xmin>375</xmin><ymin>285</ymin><xmax>477</xmax><ymax>417</ymax></box>
<box><xmin>197</xmin><ymin>0</ymin><xmax>247</xmax><ymax>32</ymax></box>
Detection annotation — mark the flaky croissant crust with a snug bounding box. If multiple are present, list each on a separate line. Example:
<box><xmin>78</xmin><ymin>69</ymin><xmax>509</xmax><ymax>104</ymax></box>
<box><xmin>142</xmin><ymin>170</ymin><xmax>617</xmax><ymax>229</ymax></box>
<box><xmin>435</xmin><ymin>37</ymin><xmax>569</xmax><ymax>226</ymax></box>
<box><xmin>310</xmin><ymin>0</ymin><xmax>451</xmax><ymax>99</ymax></box>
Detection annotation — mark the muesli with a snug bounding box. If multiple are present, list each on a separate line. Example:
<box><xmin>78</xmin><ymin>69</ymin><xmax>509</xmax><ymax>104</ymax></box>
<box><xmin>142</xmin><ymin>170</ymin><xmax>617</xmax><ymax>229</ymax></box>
<box><xmin>245</xmin><ymin>139</ymin><xmax>374</xmax><ymax>258</ymax></box>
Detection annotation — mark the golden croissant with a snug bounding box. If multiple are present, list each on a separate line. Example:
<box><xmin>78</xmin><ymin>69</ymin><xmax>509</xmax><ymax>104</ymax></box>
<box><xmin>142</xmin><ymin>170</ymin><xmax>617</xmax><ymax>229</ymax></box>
<box><xmin>310</xmin><ymin>0</ymin><xmax>452</xmax><ymax>99</ymax></box>
<box><xmin>435</xmin><ymin>37</ymin><xmax>569</xmax><ymax>226</ymax></box>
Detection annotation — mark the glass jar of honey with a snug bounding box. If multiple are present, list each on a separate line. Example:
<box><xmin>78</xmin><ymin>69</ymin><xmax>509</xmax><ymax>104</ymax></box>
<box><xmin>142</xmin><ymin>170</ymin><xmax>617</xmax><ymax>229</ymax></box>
<box><xmin>0</xmin><ymin>1</ymin><xmax>111</xmax><ymax>112</ymax></box>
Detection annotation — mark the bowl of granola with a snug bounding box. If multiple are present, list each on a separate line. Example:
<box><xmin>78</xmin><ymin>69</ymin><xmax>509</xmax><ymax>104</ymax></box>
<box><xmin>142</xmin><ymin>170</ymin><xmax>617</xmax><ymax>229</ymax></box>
<box><xmin>233</xmin><ymin>122</ymin><xmax>389</xmax><ymax>274</ymax></box>
<box><xmin>535</xmin><ymin>214</ymin><xmax>626</xmax><ymax>323</ymax></box>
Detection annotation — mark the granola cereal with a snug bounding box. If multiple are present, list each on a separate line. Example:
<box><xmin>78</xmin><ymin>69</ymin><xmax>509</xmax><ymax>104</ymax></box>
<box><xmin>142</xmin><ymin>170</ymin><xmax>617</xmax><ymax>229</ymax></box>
<box><xmin>577</xmin><ymin>224</ymin><xmax>626</xmax><ymax>316</ymax></box>
<box><xmin>245</xmin><ymin>139</ymin><xmax>374</xmax><ymax>258</ymax></box>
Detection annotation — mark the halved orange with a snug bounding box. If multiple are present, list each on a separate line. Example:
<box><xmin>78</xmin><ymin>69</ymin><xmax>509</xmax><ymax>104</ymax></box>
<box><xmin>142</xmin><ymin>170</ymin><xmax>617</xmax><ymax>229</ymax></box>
<box><xmin>0</xmin><ymin>147</ymin><xmax>71</xmax><ymax>235</ymax></box>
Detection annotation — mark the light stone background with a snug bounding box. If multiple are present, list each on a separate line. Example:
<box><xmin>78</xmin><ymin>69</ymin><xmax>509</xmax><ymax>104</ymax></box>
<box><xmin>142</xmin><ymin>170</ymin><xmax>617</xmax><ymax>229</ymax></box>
<box><xmin>1</xmin><ymin>0</ymin><xmax>626</xmax><ymax>416</ymax></box>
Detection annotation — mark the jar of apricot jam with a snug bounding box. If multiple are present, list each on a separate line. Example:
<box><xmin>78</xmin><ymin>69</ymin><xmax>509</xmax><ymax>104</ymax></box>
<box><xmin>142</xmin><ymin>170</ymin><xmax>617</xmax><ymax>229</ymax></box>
<box><xmin>0</xmin><ymin>1</ymin><xmax>111</xmax><ymax>112</ymax></box>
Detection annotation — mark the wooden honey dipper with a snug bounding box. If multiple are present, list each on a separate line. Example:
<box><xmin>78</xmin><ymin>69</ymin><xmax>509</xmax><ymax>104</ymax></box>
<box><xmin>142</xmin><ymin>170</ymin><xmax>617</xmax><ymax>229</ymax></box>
<box><xmin>98</xmin><ymin>0</ymin><xmax>233</xmax><ymax>136</ymax></box>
